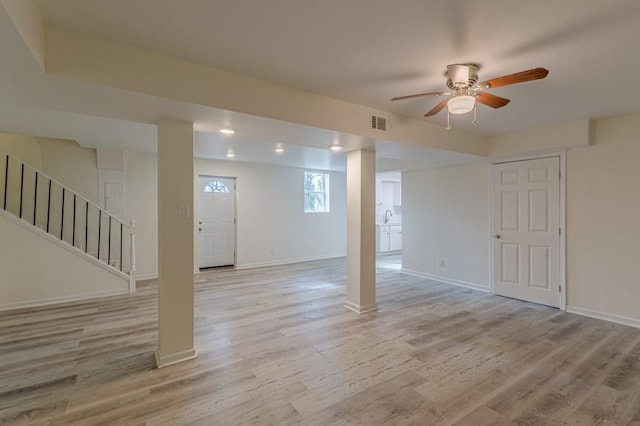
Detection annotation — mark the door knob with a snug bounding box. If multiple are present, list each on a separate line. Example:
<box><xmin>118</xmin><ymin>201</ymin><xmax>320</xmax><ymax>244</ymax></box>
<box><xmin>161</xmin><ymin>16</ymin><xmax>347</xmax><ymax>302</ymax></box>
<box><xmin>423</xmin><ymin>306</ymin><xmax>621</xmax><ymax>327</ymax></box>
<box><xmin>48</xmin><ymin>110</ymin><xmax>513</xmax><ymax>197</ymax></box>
<box><xmin>494</xmin><ymin>234</ymin><xmax>501</xmax><ymax>239</ymax></box>
<box><xmin>199</xmin><ymin>221</ymin><xmax>202</xmax><ymax>225</ymax></box>
<box><xmin>198</xmin><ymin>228</ymin><xmax>202</xmax><ymax>231</ymax></box>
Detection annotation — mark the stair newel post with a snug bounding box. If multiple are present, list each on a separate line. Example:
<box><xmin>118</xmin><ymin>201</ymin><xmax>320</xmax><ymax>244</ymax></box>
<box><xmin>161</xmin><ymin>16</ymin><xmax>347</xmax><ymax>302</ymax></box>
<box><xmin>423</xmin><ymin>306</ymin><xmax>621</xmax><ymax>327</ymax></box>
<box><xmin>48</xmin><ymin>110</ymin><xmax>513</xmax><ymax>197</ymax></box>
<box><xmin>129</xmin><ymin>219</ymin><xmax>136</xmax><ymax>293</ymax></box>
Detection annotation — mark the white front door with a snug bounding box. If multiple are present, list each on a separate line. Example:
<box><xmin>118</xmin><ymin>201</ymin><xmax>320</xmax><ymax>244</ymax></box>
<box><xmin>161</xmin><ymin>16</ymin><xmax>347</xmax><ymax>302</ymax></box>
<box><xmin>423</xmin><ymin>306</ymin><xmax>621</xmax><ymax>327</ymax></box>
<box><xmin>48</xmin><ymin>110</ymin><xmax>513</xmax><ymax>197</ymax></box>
<box><xmin>197</xmin><ymin>176</ymin><xmax>236</xmax><ymax>268</ymax></box>
<box><xmin>492</xmin><ymin>157</ymin><xmax>561</xmax><ymax>307</ymax></box>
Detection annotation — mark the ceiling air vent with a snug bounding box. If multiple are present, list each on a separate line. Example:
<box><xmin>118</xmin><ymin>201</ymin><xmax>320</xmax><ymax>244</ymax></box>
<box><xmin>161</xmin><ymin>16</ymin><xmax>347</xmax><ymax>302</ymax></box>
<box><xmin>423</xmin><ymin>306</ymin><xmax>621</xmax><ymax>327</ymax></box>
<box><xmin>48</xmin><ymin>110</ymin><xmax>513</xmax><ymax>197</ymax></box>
<box><xmin>371</xmin><ymin>115</ymin><xmax>390</xmax><ymax>132</ymax></box>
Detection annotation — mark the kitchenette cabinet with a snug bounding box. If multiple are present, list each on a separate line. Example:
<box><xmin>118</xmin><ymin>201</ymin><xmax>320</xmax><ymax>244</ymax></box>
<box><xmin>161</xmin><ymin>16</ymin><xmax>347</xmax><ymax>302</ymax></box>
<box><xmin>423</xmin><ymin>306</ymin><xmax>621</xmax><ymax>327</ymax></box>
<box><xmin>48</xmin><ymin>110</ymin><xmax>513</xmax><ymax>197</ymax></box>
<box><xmin>377</xmin><ymin>224</ymin><xmax>402</xmax><ymax>253</ymax></box>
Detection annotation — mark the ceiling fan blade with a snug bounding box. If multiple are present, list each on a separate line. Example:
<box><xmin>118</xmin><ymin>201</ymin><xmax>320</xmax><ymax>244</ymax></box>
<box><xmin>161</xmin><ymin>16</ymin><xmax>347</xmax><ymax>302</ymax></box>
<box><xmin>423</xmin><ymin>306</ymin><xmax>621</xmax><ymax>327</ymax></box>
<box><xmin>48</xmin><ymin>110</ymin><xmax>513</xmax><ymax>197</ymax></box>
<box><xmin>424</xmin><ymin>99</ymin><xmax>449</xmax><ymax>117</ymax></box>
<box><xmin>478</xmin><ymin>67</ymin><xmax>549</xmax><ymax>89</ymax></box>
<box><xmin>477</xmin><ymin>92</ymin><xmax>511</xmax><ymax>108</ymax></box>
<box><xmin>391</xmin><ymin>92</ymin><xmax>448</xmax><ymax>101</ymax></box>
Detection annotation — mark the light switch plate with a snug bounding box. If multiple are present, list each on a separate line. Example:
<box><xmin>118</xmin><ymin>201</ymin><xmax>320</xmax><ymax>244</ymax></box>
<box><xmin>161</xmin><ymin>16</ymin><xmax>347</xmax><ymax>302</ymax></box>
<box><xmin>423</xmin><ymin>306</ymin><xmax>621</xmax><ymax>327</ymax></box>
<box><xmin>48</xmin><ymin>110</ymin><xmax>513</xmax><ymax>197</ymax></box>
<box><xmin>179</xmin><ymin>204</ymin><xmax>190</xmax><ymax>219</ymax></box>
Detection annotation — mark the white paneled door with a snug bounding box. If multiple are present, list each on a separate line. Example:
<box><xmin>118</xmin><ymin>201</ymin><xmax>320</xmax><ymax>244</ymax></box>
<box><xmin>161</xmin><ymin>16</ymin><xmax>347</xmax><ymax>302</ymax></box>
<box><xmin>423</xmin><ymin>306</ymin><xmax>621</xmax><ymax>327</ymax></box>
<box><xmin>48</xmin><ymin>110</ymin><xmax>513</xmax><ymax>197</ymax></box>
<box><xmin>492</xmin><ymin>157</ymin><xmax>561</xmax><ymax>308</ymax></box>
<box><xmin>198</xmin><ymin>176</ymin><xmax>236</xmax><ymax>268</ymax></box>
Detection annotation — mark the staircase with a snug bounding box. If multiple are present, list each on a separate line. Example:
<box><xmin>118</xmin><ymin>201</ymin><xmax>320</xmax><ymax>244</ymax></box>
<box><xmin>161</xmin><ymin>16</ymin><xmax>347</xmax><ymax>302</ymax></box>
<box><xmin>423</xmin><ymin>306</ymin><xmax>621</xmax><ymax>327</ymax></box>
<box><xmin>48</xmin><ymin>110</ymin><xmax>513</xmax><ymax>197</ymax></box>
<box><xmin>0</xmin><ymin>151</ymin><xmax>136</xmax><ymax>293</ymax></box>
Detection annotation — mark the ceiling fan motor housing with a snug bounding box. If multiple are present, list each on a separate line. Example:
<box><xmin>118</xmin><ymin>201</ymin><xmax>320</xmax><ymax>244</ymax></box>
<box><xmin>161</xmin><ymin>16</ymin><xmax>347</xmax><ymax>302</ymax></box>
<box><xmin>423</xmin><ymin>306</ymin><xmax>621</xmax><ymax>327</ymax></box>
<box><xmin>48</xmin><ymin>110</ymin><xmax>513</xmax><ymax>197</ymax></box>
<box><xmin>446</xmin><ymin>64</ymin><xmax>479</xmax><ymax>90</ymax></box>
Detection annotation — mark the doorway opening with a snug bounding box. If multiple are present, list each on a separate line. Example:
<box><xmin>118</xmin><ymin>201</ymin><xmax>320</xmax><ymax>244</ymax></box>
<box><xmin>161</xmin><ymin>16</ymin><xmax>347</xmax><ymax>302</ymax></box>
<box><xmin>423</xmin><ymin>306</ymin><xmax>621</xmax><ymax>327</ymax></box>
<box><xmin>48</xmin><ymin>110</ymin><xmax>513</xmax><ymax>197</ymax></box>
<box><xmin>376</xmin><ymin>171</ymin><xmax>402</xmax><ymax>271</ymax></box>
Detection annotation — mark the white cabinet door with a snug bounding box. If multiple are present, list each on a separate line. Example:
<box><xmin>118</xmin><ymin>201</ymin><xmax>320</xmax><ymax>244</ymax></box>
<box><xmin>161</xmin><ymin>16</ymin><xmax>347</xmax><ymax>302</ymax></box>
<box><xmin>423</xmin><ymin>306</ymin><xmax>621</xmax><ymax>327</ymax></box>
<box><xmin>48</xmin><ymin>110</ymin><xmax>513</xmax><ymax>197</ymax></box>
<box><xmin>389</xmin><ymin>226</ymin><xmax>402</xmax><ymax>251</ymax></box>
<box><xmin>377</xmin><ymin>226</ymin><xmax>390</xmax><ymax>252</ymax></box>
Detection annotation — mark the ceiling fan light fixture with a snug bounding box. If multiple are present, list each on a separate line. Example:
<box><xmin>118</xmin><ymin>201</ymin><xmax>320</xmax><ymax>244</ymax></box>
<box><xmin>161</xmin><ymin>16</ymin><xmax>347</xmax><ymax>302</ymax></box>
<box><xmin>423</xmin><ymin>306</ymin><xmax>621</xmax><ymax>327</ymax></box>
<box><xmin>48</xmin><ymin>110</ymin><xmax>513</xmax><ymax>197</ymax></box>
<box><xmin>447</xmin><ymin>95</ymin><xmax>476</xmax><ymax>115</ymax></box>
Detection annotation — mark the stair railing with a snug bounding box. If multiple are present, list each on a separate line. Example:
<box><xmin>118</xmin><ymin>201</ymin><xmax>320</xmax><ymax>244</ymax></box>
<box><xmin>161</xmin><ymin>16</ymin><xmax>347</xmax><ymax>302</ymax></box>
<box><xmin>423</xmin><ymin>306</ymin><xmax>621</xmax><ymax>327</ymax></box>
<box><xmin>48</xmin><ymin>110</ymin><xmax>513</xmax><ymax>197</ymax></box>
<box><xmin>0</xmin><ymin>151</ymin><xmax>136</xmax><ymax>291</ymax></box>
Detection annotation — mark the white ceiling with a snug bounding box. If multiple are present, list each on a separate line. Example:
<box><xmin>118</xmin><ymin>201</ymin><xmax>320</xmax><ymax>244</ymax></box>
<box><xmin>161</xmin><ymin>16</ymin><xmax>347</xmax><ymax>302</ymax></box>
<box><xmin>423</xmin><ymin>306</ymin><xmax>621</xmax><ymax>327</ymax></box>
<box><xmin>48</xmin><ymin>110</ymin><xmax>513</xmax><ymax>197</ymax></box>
<box><xmin>33</xmin><ymin>0</ymin><xmax>640</xmax><ymax>135</ymax></box>
<box><xmin>2</xmin><ymin>1</ymin><xmax>640</xmax><ymax>172</ymax></box>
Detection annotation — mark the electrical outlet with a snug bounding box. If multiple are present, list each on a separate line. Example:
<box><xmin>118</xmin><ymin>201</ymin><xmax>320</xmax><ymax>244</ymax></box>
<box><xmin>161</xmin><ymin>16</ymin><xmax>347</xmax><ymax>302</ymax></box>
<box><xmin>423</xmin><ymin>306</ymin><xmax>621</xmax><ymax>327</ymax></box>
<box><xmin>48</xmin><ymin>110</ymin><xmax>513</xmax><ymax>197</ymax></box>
<box><xmin>438</xmin><ymin>259</ymin><xmax>445</xmax><ymax>268</ymax></box>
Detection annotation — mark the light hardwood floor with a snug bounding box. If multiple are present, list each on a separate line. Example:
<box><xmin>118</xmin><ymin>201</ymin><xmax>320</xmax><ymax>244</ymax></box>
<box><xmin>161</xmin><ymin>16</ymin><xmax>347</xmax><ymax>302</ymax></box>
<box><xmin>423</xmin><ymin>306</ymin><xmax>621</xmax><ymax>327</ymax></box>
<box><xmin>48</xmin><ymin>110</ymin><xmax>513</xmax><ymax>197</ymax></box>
<box><xmin>1</xmin><ymin>256</ymin><xmax>639</xmax><ymax>425</ymax></box>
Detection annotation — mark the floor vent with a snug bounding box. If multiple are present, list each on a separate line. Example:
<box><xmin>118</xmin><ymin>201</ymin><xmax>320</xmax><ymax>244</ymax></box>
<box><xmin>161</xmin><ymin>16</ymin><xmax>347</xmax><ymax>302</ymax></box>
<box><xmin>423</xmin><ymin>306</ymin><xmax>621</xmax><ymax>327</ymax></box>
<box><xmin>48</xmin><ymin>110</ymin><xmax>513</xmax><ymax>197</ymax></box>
<box><xmin>371</xmin><ymin>115</ymin><xmax>390</xmax><ymax>132</ymax></box>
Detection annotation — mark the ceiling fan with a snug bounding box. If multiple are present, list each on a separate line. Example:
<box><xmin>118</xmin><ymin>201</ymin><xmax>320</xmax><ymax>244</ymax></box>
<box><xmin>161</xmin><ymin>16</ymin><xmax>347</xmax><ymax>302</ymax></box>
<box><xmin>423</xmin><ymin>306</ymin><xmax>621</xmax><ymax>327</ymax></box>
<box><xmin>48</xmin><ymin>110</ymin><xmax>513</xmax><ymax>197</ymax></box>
<box><xmin>391</xmin><ymin>64</ymin><xmax>549</xmax><ymax>128</ymax></box>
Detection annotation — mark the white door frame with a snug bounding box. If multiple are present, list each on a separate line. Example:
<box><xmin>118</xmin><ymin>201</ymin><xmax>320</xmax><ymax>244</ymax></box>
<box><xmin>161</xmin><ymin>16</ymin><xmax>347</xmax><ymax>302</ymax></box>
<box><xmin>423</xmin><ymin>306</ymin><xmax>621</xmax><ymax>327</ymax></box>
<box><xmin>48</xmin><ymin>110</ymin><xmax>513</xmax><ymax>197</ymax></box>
<box><xmin>195</xmin><ymin>174</ymin><xmax>238</xmax><ymax>270</ymax></box>
<box><xmin>489</xmin><ymin>151</ymin><xmax>567</xmax><ymax>310</ymax></box>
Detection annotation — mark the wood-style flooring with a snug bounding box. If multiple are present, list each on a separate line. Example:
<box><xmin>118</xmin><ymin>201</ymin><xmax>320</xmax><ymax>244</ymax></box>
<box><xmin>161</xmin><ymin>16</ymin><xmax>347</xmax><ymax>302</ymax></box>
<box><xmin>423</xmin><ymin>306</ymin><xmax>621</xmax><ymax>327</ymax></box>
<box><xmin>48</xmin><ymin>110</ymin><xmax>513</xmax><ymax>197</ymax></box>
<box><xmin>1</xmin><ymin>256</ymin><xmax>640</xmax><ymax>425</ymax></box>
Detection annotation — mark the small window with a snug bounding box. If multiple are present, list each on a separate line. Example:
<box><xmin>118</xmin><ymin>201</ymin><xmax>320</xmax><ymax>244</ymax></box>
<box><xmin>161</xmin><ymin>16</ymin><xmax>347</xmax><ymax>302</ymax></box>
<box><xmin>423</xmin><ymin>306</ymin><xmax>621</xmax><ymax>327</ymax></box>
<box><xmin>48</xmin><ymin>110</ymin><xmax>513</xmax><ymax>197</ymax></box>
<box><xmin>204</xmin><ymin>180</ymin><xmax>229</xmax><ymax>193</ymax></box>
<box><xmin>304</xmin><ymin>172</ymin><xmax>330</xmax><ymax>213</ymax></box>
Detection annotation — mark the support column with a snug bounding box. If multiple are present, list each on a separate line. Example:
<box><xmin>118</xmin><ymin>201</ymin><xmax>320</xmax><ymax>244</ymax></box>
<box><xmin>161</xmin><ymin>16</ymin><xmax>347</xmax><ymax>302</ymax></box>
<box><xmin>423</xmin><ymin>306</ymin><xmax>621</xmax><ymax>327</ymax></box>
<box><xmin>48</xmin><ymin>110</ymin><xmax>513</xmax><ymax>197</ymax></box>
<box><xmin>155</xmin><ymin>117</ymin><xmax>196</xmax><ymax>368</ymax></box>
<box><xmin>345</xmin><ymin>149</ymin><xmax>377</xmax><ymax>313</ymax></box>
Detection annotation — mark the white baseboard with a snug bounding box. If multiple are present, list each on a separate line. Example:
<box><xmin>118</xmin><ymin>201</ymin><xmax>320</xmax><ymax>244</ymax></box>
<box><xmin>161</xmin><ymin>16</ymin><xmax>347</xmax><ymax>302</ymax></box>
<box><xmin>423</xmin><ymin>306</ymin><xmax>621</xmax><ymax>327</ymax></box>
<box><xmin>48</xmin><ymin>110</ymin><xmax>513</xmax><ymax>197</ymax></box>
<box><xmin>401</xmin><ymin>268</ymin><xmax>490</xmax><ymax>293</ymax></box>
<box><xmin>566</xmin><ymin>305</ymin><xmax>640</xmax><ymax>329</ymax></box>
<box><xmin>345</xmin><ymin>301</ymin><xmax>378</xmax><ymax>314</ymax></box>
<box><xmin>236</xmin><ymin>253</ymin><xmax>345</xmax><ymax>270</ymax></box>
<box><xmin>155</xmin><ymin>347</ymin><xmax>198</xmax><ymax>368</ymax></box>
<box><xmin>0</xmin><ymin>288</ymin><xmax>130</xmax><ymax>312</ymax></box>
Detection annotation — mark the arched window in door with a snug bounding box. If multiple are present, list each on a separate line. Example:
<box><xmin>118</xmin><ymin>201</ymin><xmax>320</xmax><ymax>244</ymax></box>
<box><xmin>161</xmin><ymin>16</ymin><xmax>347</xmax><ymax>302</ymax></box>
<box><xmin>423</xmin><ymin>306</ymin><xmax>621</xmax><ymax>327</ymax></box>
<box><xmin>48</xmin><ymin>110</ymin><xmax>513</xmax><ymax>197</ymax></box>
<box><xmin>204</xmin><ymin>180</ymin><xmax>229</xmax><ymax>193</ymax></box>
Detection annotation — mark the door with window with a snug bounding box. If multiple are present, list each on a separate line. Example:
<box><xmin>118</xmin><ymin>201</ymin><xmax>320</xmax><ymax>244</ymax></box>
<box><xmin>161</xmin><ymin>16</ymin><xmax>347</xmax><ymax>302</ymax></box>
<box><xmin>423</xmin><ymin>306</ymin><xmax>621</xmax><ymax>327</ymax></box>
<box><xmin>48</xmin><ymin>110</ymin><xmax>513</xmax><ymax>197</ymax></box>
<box><xmin>198</xmin><ymin>176</ymin><xmax>236</xmax><ymax>268</ymax></box>
<box><xmin>492</xmin><ymin>157</ymin><xmax>561</xmax><ymax>308</ymax></box>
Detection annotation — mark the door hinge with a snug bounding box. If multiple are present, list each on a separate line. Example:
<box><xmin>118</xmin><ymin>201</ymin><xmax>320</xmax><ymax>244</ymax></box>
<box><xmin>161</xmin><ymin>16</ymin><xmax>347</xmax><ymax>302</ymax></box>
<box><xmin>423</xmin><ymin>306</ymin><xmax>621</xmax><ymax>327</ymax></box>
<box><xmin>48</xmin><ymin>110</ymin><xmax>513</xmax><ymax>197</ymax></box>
<box><xmin>559</xmin><ymin>285</ymin><xmax>562</xmax><ymax>293</ymax></box>
<box><xmin>559</xmin><ymin>227</ymin><xmax>561</xmax><ymax>236</ymax></box>
<box><xmin>559</xmin><ymin>170</ymin><xmax>561</xmax><ymax>179</ymax></box>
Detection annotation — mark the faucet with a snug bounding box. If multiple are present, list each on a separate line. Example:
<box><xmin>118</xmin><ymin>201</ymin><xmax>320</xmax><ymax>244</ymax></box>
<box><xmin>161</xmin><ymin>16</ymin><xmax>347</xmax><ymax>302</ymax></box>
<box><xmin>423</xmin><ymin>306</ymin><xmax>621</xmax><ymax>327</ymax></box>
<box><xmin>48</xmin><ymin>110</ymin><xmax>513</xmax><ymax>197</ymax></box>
<box><xmin>384</xmin><ymin>209</ymin><xmax>393</xmax><ymax>223</ymax></box>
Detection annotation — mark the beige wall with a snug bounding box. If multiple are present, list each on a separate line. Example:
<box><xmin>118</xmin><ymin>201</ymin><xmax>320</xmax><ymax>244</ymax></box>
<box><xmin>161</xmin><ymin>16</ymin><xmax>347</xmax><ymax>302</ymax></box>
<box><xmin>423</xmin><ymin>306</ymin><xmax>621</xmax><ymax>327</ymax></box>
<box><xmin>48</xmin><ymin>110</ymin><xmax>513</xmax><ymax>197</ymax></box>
<box><xmin>566</xmin><ymin>112</ymin><xmax>640</xmax><ymax>321</ymax></box>
<box><xmin>0</xmin><ymin>133</ymin><xmax>98</xmax><ymax>202</ymax></box>
<box><xmin>402</xmin><ymin>161</ymin><xmax>491</xmax><ymax>290</ymax></box>
<box><xmin>0</xmin><ymin>133</ymin><xmax>42</xmax><ymax>167</ymax></box>
<box><xmin>0</xmin><ymin>210</ymin><xmax>129</xmax><ymax>310</ymax></box>
<box><xmin>487</xmin><ymin>118</ymin><xmax>591</xmax><ymax>158</ymax></box>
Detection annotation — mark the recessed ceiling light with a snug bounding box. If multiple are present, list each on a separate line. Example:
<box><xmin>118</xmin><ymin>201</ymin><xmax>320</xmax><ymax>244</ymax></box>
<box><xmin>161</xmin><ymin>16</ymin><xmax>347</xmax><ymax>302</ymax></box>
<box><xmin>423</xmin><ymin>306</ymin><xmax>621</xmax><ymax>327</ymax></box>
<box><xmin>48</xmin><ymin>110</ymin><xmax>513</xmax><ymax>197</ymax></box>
<box><xmin>226</xmin><ymin>150</ymin><xmax>235</xmax><ymax>158</ymax></box>
<box><xmin>329</xmin><ymin>144</ymin><xmax>343</xmax><ymax>151</ymax></box>
<box><xmin>274</xmin><ymin>143</ymin><xmax>284</xmax><ymax>153</ymax></box>
<box><xmin>220</xmin><ymin>128</ymin><xmax>235</xmax><ymax>135</ymax></box>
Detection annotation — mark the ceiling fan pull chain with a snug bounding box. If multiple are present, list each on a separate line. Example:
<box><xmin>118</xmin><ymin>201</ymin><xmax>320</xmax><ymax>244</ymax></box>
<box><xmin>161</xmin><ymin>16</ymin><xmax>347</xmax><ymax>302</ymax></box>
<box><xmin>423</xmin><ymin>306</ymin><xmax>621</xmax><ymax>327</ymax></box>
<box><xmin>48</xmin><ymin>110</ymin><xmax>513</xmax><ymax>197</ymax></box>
<box><xmin>446</xmin><ymin>109</ymin><xmax>451</xmax><ymax>130</ymax></box>
<box><xmin>472</xmin><ymin>102</ymin><xmax>478</xmax><ymax>124</ymax></box>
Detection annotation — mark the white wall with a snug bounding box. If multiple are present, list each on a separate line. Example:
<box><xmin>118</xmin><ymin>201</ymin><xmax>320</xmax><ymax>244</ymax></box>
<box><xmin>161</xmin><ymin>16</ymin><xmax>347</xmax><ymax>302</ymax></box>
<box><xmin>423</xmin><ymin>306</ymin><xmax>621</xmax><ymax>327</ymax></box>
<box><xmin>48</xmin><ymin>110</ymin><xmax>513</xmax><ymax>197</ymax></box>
<box><xmin>402</xmin><ymin>161</ymin><xmax>490</xmax><ymax>290</ymax></box>
<box><xmin>565</xmin><ymin>112</ymin><xmax>640</xmax><ymax>323</ymax></box>
<box><xmin>125</xmin><ymin>152</ymin><xmax>347</xmax><ymax>278</ymax></box>
<box><xmin>195</xmin><ymin>159</ymin><xmax>347</xmax><ymax>269</ymax></box>
<box><xmin>125</xmin><ymin>150</ymin><xmax>158</xmax><ymax>279</ymax></box>
<box><xmin>403</xmin><ymin>112</ymin><xmax>640</xmax><ymax>325</ymax></box>
<box><xmin>0</xmin><ymin>211</ymin><xmax>129</xmax><ymax>310</ymax></box>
